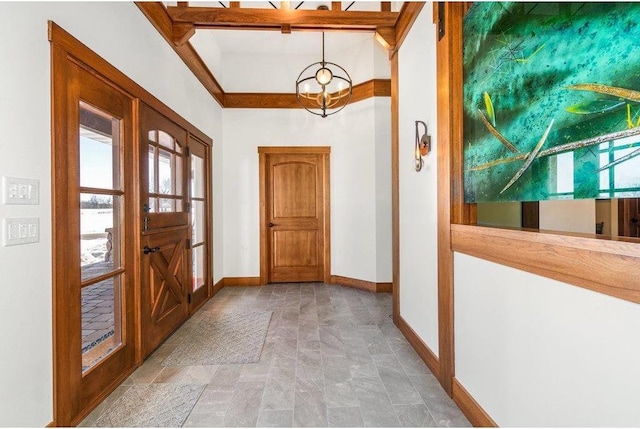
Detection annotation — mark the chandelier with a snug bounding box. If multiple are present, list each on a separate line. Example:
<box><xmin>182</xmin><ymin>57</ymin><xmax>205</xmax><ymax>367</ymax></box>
<box><xmin>295</xmin><ymin>32</ymin><xmax>353</xmax><ymax>118</ymax></box>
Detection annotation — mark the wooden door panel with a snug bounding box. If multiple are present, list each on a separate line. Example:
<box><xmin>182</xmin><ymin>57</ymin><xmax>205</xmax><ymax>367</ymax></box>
<box><xmin>273</xmin><ymin>230</ymin><xmax>319</xmax><ymax>267</ymax></box>
<box><xmin>261</xmin><ymin>149</ymin><xmax>330</xmax><ymax>283</ymax></box>
<box><xmin>272</xmin><ymin>162</ymin><xmax>318</xmax><ymax>218</ymax></box>
<box><xmin>141</xmin><ymin>227</ymin><xmax>189</xmax><ymax>356</ymax></box>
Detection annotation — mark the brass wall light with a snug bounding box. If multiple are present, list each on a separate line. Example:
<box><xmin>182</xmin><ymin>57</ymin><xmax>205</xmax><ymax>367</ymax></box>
<box><xmin>414</xmin><ymin>120</ymin><xmax>431</xmax><ymax>171</ymax></box>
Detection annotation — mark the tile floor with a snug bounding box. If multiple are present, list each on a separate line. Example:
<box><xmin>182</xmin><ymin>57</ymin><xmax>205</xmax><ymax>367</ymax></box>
<box><xmin>80</xmin><ymin>283</ymin><xmax>470</xmax><ymax>427</ymax></box>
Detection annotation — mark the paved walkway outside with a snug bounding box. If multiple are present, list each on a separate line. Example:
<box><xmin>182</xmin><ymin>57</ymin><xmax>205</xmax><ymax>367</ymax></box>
<box><xmin>80</xmin><ymin>283</ymin><xmax>470</xmax><ymax>427</ymax></box>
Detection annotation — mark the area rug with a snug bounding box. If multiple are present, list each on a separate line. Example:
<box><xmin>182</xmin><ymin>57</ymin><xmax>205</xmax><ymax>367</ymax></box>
<box><xmin>93</xmin><ymin>383</ymin><xmax>205</xmax><ymax>427</ymax></box>
<box><xmin>162</xmin><ymin>311</ymin><xmax>273</xmax><ymax>366</ymax></box>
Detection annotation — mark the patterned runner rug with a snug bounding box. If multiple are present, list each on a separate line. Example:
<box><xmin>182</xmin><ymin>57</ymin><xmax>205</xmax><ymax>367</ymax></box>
<box><xmin>93</xmin><ymin>384</ymin><xmax>205</xmax><ymax>427</ymax></box>
<box><xmin>162</xmin><ymin>311</ymin><xmax>272</xmax><ymax>366</ymax></box>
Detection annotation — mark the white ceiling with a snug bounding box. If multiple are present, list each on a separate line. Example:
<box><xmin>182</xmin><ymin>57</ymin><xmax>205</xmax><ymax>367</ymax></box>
<box><xmin>172</xmin><ymin>1</ymin><xmax>399</xmax><ymax>92</ymax></box>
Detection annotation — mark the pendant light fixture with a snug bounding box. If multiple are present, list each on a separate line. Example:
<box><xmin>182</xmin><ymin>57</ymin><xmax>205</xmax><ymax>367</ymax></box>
<box><xmin>296</xmin><ymin>32</ymin><xmax>353</xmax><ymax>118</ymax></box>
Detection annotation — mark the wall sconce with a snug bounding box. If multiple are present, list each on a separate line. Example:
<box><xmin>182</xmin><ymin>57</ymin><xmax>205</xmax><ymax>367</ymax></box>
<box><xmin>414</xmin><ymin>120</ymin><xmax>431</xmax><ymax>172</ymax></box>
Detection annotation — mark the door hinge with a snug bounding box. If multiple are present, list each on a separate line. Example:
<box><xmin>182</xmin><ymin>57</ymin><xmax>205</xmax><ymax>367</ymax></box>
<box><xmin>438</xmin><ymin>2</ymin><xmax>445</xmax><ymax>41</ymax></box>
<box><xmin>186</xmin><ymin>202</ymin><xmax>191</xmax><ymax>212</ymax></box>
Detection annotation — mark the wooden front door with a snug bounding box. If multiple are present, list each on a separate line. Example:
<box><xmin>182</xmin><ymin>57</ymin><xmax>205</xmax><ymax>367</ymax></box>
<box><xmin>52</xmin><ymin>57</ymin><xmax>137</xmax><ymax>425</ymax></box>
<box><xmin>259</xmin><ymin>147</ymin><xmax>331</xmax><ymax>284</ymax></box>
<box><xmin>139</xmin><ymin>104</ymin><xmax>190</xmax><ymax>357</ymax></box>
<box><xmin>618</xmin><ymin>198</ymin><xmax>640</xmax><ymax>238</ymax></box>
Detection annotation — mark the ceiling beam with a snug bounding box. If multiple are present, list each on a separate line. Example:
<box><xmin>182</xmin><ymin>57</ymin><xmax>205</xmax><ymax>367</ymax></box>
<box><xmin>390</xmin><ymin>2</ymin><xmax>425</xmax><ymax>58</ymax></box>
<box><xmin>166</xmin><ymin>6</ymin><xmax>399</xmax><ymax>31</ymax></box>
<box><xmin>136</xmin><ymin>2</ymin><xmax>225</xmax><ymax>106</ymax></box>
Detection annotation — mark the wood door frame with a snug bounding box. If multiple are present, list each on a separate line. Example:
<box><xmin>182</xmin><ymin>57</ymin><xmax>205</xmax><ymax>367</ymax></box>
<box><xmin>49</xmin><ymin>21</ymin><xmax>214</xmax><ymax>427</ymax></box>
<box><xmin>258</xmin><ymin>146</ymin><xmax>331</xmax><ymax>285</ymax></box>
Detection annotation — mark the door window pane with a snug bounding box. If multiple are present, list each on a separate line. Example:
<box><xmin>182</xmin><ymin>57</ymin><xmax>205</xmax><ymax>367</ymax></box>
<box><xmin>191</xmin><ymin>155</ymin><xmax>205</xmax><ymax>199</ymax></box>
<box><xmin>158</xmin><ymin>198</ymin><xmax>175</xmax><ymax>213</ymax></box>
<box><xmin>158</xmin><ymin>130</ymin><xmax>174</xmax><ymax>150</ymax></box>
<box><xmin>192</xmin><ymin>200</ymin><xmax>205</xmax><ymax>245</ymax></box>
<box><xmin>192</xmin><ymin>245</ymin><xmax>205</xmax><ymax>291</ymax></box>
<box><xmin>80</xmin><ymin>194</ymin><xmax>120</xmax><ymax>280</ymax></box>
<box><xmin>79</xmin><ymin>102</ymin><xmax>120</xmax><ymax>190</ymax></box>
<box><xmin>148</xmin><ymin>146</ymin><xmax>156</xmax><ymax>193</ymax></box>
<box><xmin>158</xmin><ymin>149</ymin><xmax>173</xmax><ymax>194</ymax></box>
<box><xmin>81</xmin><ymin>275</ymin><xmax>123</xmax><ymax>373</ymax></box>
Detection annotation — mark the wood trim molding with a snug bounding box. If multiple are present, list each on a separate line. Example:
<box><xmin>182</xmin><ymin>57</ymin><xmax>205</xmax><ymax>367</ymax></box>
<box><xmin>258</xmin><ymin>146</ymin><xmax>332</xmax><ymax>154</ymax></box>
<box><xmin>435</xmin><ymin>2</ymin><xmax>464</xmax><ymax>397</ymax></box>
<box><xmin>397</xmin><ymin>316</ymin><xmax>440</xmax><ymax>379</ymax></box>
<box><xmin>224</xmin><ymin>79</ymin><xmax>391</xmax><ymax>109</ymax></box>
<box><xmin>452</xmin><ymin>378</ymin><xmax>498</xmax><ymax>428</ymax></box>
<box><xmin>390</xmin><ymin>54</ymin><xmax>400</xmax><ymax>325</ymax></box>
<box><xmin>135</xmin><ymin>2</ymin><xmax>225</xmax><ymax>106</ymax></box>
<box><xmin>166</xmin><ymin>6</ymin><xmax>399</xmax><ymax>31</ymax></box>
<box><xmin>48</xmin><ymin>21</ymin><xmax>212</xmax><ymax>145</ymax></box>
<box><xmin>330</xmin><ymin>275</ymin><xmax>392</xmax><ymax>293</ymax></box>
<box><xmin>222</xmin><ymin>277</ymin><xmax>262</xmax><ymax>287</ymax></box>
<box><xmin>212</xmin><ymin>278</ymin><xmax>225</xmax><ymax>295</ymax></box>
<box><xmin>452</xmin><ymin>224</ymin><xmax>640</xmax><ymax>304</ymax></box>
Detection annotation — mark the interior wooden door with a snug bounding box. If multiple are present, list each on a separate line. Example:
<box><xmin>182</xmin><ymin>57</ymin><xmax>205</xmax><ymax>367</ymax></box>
<box><xmin>52</xmin><ymin>58</ymin><xmax>137</xmax><ymax>425</ymax></box>
<box><xmin>139</xmin><ymin>104</ymin><xmax>190</xmax><ymax>357</ymax></box>
<box><xmin>260</xmin><ymin>147</ymin><xmax>330</xmax><ymax>283</ymax></box>
<box><xmin>618</xmin><ymin>198</ymin><xmax>640</xmax><ymax>238</ymax></box>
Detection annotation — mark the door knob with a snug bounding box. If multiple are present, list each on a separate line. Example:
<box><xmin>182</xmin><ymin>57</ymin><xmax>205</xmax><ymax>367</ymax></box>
<box><xmin>143</xmin><ymin>246</ymin><xmax>160</xmax><ymax>254</ymax></box>
<box><xmin>268</xmin><ymin>222</ymin><xmax>277</xmax><ymax>227</ymax></box>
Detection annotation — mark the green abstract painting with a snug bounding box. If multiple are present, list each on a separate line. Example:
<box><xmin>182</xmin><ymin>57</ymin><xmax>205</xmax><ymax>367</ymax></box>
<box><xmin>463</xmin><ymin>2</ymin><xmax>640</xmax><ymax>203</ymax></box>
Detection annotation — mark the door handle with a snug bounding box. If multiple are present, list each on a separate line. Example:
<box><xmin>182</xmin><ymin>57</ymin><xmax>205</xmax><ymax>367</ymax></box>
<box><xmin>268</xmin><ymin>222</ymin><xmax>277</xmax><ymax>227</ymax></box>
<box><xmin>143</xmin><ymin>246</ymin><xmax>160</xmax><ymax>254</ymax></box>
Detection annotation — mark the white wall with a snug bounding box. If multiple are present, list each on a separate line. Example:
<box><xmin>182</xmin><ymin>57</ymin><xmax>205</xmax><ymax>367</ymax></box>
<box><xmin>0</xmin><ymin>2</ymin><xmax>221</xmax><ymax>426</ymax></box>
<box><xmin>455</xmin><ymin>253</ymin><xmax>640</xmax><ymax>427</ymax></box>
<box><xmin>375</xmin><ymin>97</ymin><xmax>392</xmax><ymax>282</ymax></box>
<box><xmin>221</xmin><ymin>99</ymin><xmax>392</xmax><ymax>283</ymax></box>
<box><xmin>397</xmin><ymin>5</ymin><xmax>440</xmax><ymax>355</ymax></box>
<box><xmin>396</xmin><ymin>2</ymin><xmax>640</xmax><ymax>427</ymax></box>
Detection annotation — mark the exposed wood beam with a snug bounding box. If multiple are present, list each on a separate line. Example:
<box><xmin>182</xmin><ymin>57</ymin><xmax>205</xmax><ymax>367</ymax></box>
<box><xmin>177</xmin><ymin>1</ymin><xmax>189</xmax><ymax>7</ymax></box>
<box><xmin>390</xmin><ymin>2</ymin><xmax>424</xmax><ymax>58</ymax></box>
<box><xmin>381</xmin><ymin>2</ymin><xmax>391</xmax><ymax>12</ymax></box>
<box><xmin>166</xmin><ymin>6</ymin><xmax>399</xmax><ymax>31</ymax></box>
<box><xmin>374</xmin><ymin>26</ymin><xmax>396</xmax><ymax>51</ymax></box>
<box><xmin>136</xmin><ymin>2</ymin><xmax>224</xmax><ymax>106</ymax></box>
<box><xmin>230</xmin><ymin>1</ymin><xmax>240</xmax><ymax>7</ymax></box>
<box><xmin>172</xmin><ymin>22</ymin><xmax>195</xmax><ymax>46</ymax></box>
<box><xmin>224</xmin><ymin>79</ymin><xmax>391</xmax><ymax>109</ymax></box>
<box><xmin>281</xmin><ymin>23</ymin><xmax>292</xmax><ymax>34</ymax></box>
<box><xmin>331</xmin><ymin>2</ymin><xmax>341</xmax><ymax>11</ymax></box>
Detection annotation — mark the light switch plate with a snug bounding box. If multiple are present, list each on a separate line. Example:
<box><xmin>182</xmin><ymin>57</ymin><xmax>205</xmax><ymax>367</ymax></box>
<box><xmin>2</xmin><ymin>218</ymin><xmax>39</xmax><ymax>246</ymax></box>
<box><xmin>2</xmin><ymin>176</ymin><xmax>39</xmax><ymax>205</ymax></box>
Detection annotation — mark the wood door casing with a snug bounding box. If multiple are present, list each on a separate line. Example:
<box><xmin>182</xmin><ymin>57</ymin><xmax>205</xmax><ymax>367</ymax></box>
<box><xmin>259</xmin><ymin>147</ymin><xmax>331</xmax><ymax>284</ymax></box>
<box><xmin>52</xmin><ymin>53</ymin><xmax>137</xmax><ymax>426</ymax></box>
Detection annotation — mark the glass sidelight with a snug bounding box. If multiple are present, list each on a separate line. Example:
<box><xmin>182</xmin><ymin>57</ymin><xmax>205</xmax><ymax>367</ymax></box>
<box><xmin>78</xmin><ymin>102</ymin><xmax>125</xmax><ymax>373</ymax></box>
<box><xmin>190</xmin><ymin>150</ymin><xmax>206</xmax><ymax>292</ymax></box>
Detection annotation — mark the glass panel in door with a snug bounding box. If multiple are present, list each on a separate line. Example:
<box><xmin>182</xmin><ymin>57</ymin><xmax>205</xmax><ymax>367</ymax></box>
<box><xmin>79</xmin><ymin>103</ymin><xmax>126</xmax><ymax>374</ymax></box>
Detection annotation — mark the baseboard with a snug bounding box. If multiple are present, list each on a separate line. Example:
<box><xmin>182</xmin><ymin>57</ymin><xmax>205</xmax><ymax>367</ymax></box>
<box><xmin>212</xmin><ymin>278</ymin><xmax>225</xmax><ymax>295</ymax></box>
<box><xmin>223</xmin><ymin>276</ymin><xmax>262</xmax><ymax>287</ymax></box>
<box><xmin>397</xmin><ymin>316</ymin><xmax>440</xmax><ymax>379</ymax></box>
<box><xmin>452</xmin><ymin>378</ymin><xmax>498</xmax><ymax>428</ymax></box>
<box><xmin>330</xmin><ymin>275</ymin><xmax>392</xmax><ymax>293</ymax></box>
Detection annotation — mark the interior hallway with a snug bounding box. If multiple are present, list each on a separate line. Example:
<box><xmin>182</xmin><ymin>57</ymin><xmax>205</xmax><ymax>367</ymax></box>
<box><xmin>79</xmin><ymin>283</ymin><xmax>470</xmax><ymax>427</ymax></box>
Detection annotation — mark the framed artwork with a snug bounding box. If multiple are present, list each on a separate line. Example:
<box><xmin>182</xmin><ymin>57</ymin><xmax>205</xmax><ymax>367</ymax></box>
<box><xmin>463</xmin><ymin>2</ymin><xmax>640</xmax><ymax>203</ymax></box>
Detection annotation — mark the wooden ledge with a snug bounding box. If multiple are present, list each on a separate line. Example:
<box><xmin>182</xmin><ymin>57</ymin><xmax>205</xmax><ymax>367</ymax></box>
<box><xmin>451</xmin><ymin>224</ymin><xmax>640</xmax><ymax>304</ymax></box>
